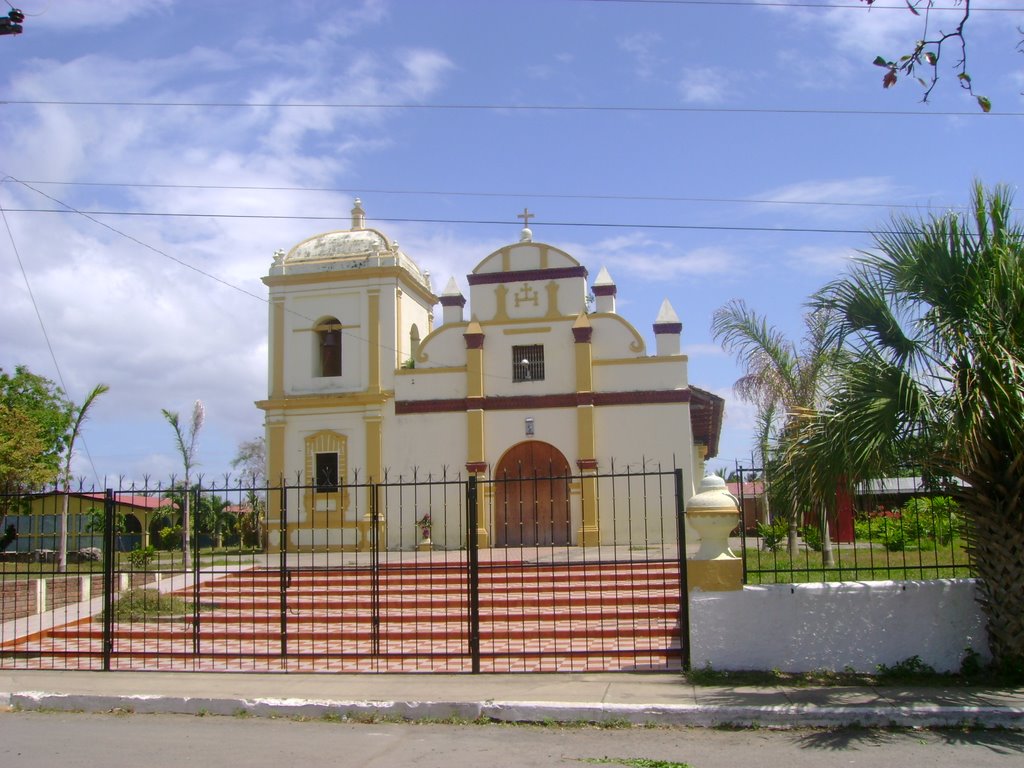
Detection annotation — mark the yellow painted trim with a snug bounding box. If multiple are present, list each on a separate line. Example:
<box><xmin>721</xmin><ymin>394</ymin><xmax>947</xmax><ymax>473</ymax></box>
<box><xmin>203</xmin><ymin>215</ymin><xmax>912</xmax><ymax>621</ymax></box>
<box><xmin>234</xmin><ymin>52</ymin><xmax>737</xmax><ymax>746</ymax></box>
<box><xmin>365</xmin><ymin>416</ymin><xmax>383</xmax><ymax>482</ymax></box>
<box><xmin>266</xmin><ymin>421</ymin><xmax>286</xmax><ymax>553</ymax></box>
<box><xmin>588</xmin><ymin>312</ymin><xmax>647</xmax><ymax>353</ymax></box>
<box><xmin>687</xmin><ymin>559</ymin><xmax>743</xmax><ymax>592</ymax></box>
<box><xmin>467</xmin><ymin>409</ymin><xmax>485</xmax><ymax>463</ymax></box>
<box><xmin>577</xmin><ymin>473</ymin><xmax>600</xmax><ymax>546</ymax></box>
<box><xmin>592</xmin><ymin>355</ymin><xmax>689</xmax><ymax>367</ymax></box>
<box><xmin>466</xmin><ymin>320</ymin><xmax>484</xmax><ymax>399</ymax></box>
<box><xmin>576</xmin><ymin>404</ymin><xmax>595</xmax><ymax>458</ymax></box>
<box><xmin>257</xmin><ymin>392</ymin><xmax>391</xmax><ymax>411</ymax></box>
<box><xmin>545</xmin><ymin>281</ymin><xmax>561</xmax><ymax>320</ymax></box>
<box><xmin>263</xmin><ymin>267</ymin><xmax>437</xmax><ymax>307</ymax></box>
<box><xmin>493</xmin><ymin>285</ymin><xmax>509</xmax><ymax>322</ymax></box>
<box><xmin>271</xmin><ymin>300</ymin><xmax>285</xmax><ymax>398</ymax></box>
<box><xmin>368</xmin><ymin>291</ymin><xmax>381</xmax><ymax>394</ymax></box>
<box><xmin>395</xmin><ymin>288</ymin><xmax>403</xmax><ymax>369</ymax></box>
<box><xmin>502</xmin><ymin>326</ymin><xmax>552</xmax><ymax>336</ymax></box>
<box><xmin>395</xmin><ymin>365</ymin><xmax>466</xmax><ymax>377</ymax></box>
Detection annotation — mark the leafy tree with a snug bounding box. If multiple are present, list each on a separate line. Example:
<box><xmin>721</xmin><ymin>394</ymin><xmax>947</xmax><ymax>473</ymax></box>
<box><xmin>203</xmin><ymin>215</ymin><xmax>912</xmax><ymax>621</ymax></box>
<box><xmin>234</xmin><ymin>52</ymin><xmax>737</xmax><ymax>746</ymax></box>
<box><xmin>232</xmin><ymin>436</ymin><xmax>266</xmax><ymax>549</ymax></box>
<box><xmin>802</xmin><ymin>182</ymin><xmax>1024</xmax><ymax>667</ymax></box>
<box><xmin>0</xmin><ymin>366</ymin><xmax>72</xmax><ymax>491</ymax></box>
<box><xmin>711</xmin><ymin>301</ymin><xmax>841</xmax><ymax>559</ymax></box>
<box><xmin>58</xmin><ymin>383</ymin><xmax>109</xmax><ymax>572</ymax></box>
<box><xmin>231</xmin><ymin>436</ymin><xmax>266</xmax><ymax>484</ymax></box>
<box><xmin>860</xmin><ymin>0</ymin><xmax>1013</xmax><ymax>112</ymax></box>
<box><xmin>162</xmin><ymin>401</ymin><xmax>204</xmax><ymax>570</ymax></box>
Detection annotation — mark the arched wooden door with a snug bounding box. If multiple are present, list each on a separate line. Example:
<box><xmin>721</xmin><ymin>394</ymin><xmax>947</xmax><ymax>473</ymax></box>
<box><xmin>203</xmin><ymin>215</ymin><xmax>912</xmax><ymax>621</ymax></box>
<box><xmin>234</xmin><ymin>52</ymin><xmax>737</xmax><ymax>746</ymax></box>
<box><xmin>494</xmin><ymin>441</ymin><xmax>571</xmax><ymax>547</ymax></box>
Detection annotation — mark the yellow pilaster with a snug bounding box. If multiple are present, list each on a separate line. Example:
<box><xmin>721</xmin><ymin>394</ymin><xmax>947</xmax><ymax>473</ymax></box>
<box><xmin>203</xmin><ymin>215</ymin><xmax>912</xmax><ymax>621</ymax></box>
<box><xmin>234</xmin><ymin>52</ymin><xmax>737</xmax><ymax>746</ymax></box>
<box><xmin>266</xmin><ymin>420</ymin><xmax>286</xmax><ymax>553</ymax></box>
<box><xmin>573</xmin><ymin>313</ymin><xmax>599</xmax><ymax>545</ymax></box>
<box><xmin>368</xmin><ymin>290</ymin><xmax>381</xmax><ymax>394</ymax></box>
<box><xmin>271</xmin><ymin>299</ymin><xmax>285</xmax><ymax>399</ymax></box>
<box><xmin>686</xmin><ymin>560</ymin><xmax>743</xmax><ymax>592</ymax></box>
<box><xmin>358</xmin><ymin>414</ymin><xmax>384</xmax><ymax>552</ymax></box>
<box><xmin>464</xmin><ymin>320</ymin><xmax>489</xmax><ymax>547</ymax></box>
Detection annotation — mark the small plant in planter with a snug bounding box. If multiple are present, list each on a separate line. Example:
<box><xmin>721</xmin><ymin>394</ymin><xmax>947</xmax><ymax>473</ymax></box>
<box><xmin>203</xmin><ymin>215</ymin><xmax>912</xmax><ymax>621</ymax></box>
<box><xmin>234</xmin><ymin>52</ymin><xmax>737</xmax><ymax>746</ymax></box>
<box><xmin>416</xmin><ymin>513</ymin><xmax>432</xmax><ymax>541</ymax></box>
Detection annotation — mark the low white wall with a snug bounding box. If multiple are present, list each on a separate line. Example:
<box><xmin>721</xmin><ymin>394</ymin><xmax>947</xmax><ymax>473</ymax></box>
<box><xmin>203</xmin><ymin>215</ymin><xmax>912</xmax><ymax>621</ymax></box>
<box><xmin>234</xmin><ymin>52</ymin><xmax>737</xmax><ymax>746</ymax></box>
<box><xmin>690</xmin><ymin>579</ymin><xmax>989</xmax><ymax>673</ymax></box>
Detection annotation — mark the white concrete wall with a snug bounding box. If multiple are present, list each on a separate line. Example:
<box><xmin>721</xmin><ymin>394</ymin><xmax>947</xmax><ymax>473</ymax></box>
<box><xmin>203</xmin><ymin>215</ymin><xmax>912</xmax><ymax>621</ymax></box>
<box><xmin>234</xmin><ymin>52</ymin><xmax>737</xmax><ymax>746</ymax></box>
<box><xmin>690</xmin><ymin>580</ymin><xmax>989</xmax><ymax>673</ymax></box>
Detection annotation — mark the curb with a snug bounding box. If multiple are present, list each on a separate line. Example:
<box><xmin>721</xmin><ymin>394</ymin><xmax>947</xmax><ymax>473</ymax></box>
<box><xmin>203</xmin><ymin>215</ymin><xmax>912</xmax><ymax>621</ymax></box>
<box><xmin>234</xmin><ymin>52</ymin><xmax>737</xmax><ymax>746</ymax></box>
<box><xmin>6</xmin><ymin>691</ymin><xmax>1024</xmax><ymax>729</ymax></box>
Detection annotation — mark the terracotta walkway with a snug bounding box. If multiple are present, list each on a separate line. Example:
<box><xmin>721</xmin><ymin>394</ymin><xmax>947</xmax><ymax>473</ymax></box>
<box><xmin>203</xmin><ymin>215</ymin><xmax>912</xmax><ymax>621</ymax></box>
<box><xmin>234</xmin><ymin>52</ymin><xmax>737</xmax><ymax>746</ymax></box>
<box><xmin>2</xmin><ymin>556</ymin><xmax>685</xmax><ymax>673</ymax></box>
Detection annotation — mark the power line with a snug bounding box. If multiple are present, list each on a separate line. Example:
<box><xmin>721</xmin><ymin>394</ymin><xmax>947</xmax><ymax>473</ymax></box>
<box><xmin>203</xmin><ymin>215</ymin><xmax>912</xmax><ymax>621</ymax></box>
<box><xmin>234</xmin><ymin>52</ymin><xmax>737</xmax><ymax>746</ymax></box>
<box><xmin>1</xmin><ymin>206</ymin><xmax>898</xmax><ymax>237</ymax></box>
<box><xmin>13</xmin><ymin>179</ymin><xmax>982</xmax><ymax>212</ymax></box>
<box><xmin>0</xmin><ymin>189</ymin><xmax>102</xmax><ymax>486</ymax></box>
<box><xmin>573</xmin><ymin>0</ymin><xmax>1016</xmax><ymax>10</ymax></box>
<box><xmin>0</xmin><ymin>177</ymin><xmax>517</xmax><ymax>383</ymax></box>
<box><xmin>3</xmin><ymin>99</ymin><xmax>1019</xmax><ymax>116</ymax></box>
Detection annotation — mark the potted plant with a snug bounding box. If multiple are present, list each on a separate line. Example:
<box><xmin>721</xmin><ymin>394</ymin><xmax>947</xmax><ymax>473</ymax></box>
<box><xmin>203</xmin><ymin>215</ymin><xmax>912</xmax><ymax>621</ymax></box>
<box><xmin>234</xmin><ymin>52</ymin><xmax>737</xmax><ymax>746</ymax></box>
<box><xmin>416</xmin><ymin>513</ymin><xmax>432</xmax><ymax>551</ymax></box>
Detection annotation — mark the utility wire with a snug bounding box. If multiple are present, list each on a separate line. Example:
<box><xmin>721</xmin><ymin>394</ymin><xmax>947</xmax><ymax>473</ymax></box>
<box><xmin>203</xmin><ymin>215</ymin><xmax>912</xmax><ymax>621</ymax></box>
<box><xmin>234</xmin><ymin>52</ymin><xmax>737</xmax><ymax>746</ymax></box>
<box><xmin>0</xmin><ymin>206</ymin><xmax>946</xmax><ymax>237</ymax></box>
<box><xmin>0</xmin><ymin>186</ymin><xmax>102</xmax><ymax>486</ymax></box>
<box><xmin>2</xmin><ymin>99</ymin><xmax>1019</xmax><ymax>116</ymax></box>
<box><xmin>573</xmin><ymin>0</ymin><xmax>1016</xmax><ymax>10</ymax></box>
<box><xmin>12</xmin><ymin>179</ymin><xmax>985</xmax><ymax>213</ymax></box>
<box><xmin>1</xmin><ymin>176</ymin><xmax>515</xmax><ymax>382</ymax></box>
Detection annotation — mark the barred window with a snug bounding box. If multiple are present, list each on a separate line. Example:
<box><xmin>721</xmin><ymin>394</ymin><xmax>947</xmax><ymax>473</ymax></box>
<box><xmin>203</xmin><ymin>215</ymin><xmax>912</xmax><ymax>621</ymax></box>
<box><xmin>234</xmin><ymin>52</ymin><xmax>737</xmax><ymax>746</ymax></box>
<box><xmin>512</xmin><ymin>344</ymin><xmax>545</xmax><ymax>382</ymax></box>
<box><xmin>315</xmin><ymin>452</ymin><xmax>339</xmax><ymax>492</ymax></box>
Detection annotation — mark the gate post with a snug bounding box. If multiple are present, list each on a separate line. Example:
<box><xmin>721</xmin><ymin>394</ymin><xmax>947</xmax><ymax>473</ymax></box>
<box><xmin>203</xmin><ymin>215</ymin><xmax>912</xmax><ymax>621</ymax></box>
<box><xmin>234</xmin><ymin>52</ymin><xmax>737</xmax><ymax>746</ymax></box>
<box><xmin>673</xmin><ymin>469</ymin><xmax>691</xmax><ymax>671</ymax></box>
<box><xmin>279</xmin><ymin>481</ymin><xmax>289</xmax><ymax>661</ymax></box>
<box><xmin>102</xmin><ymin>488</ymin><xmax>116</xmax><ymax>671</ymax></box>
<box><xmin>466</xmin><ymin>476</ymin><xmax>481</xmax><ymax>673</ymax></box>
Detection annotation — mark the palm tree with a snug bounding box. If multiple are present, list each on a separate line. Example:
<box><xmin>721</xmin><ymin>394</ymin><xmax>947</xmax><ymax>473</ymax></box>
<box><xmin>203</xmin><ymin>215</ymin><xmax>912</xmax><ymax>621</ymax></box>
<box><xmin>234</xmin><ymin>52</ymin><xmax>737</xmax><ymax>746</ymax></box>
<box><xmin>58</xmin><ymin>383</ymin><xmax>109</xmax><ymax>573</ymax></box>
<box><xmin>162</xmin><ymin>401</ymin><xmax>204</xmax><ymax>570</ymax></box>
<box><xmin>711</xmin><ymin>300</ymin><xmax>840</xmax><ymax>559</ymax></box>
<box><xmin>805</xmin><ymin>182</ymin><xmax>1024</xmax><ymax>667</ymax></box>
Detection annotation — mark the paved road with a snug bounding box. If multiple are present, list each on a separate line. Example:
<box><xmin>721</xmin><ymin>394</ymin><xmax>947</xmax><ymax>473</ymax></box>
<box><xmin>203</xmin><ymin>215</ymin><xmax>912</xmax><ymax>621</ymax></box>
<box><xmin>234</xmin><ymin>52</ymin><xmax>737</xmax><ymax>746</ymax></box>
<box><xmin>2</xmin><ymin>711</ymin><xmax>1023</xmax><ymax>768</ymax></box>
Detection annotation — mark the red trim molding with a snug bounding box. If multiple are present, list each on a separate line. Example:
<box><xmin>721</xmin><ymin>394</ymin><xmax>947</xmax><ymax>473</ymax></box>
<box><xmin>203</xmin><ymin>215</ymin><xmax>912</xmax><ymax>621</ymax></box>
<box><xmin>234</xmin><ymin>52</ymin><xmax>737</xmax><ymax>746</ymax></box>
<box><xmin>395</xmin><ymin>389</ymin><xmax>691</xmax><ymax>415</ymax></box>
<box><xmin>440</xmin><ymin>294</ymin><xmax>466</xmax><ymax>308</ymax></box>
<box><xmin>467</xmin><ymin>266</ymin><xmax>588</xmax><ymax>286</ymax></box>
<box><xmin>465</xmin><ymin>461</ymin><xmax>488</xmax><ymax>473</ymax></box>
<box><xmin>653</xmin><ymin>322</ymin><xmax>683</xmax><ymax>335</ymax></box>
<box><xmin>576</xmin><ymin>458</ymin><xmax>599</xmax><ymax>471</ymax></box>
<box><xmin>464</xmin><ymin>331</ymin><xmax>485</xmax><ymax>349</ymax></box>
<box><xmin>572</xmin><ymin>325</ymin><xmax>593</xmax><ymax>343</ymax></box>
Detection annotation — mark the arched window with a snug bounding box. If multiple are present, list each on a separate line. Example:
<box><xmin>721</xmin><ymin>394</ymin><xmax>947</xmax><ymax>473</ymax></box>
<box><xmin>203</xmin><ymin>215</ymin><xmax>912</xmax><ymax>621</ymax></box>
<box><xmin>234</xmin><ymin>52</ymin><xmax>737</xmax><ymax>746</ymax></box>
<box><xmin>316</xmin><ymin>318</ymin><xmax>342</xmax><ymax>377</ymax></box>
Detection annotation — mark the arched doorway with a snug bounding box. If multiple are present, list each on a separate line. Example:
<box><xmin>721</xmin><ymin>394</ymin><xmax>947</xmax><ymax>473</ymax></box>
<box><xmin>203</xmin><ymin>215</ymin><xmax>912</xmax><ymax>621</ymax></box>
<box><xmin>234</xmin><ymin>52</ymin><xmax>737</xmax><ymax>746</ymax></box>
<box><xmin>493</xmin><ymin>441</ymin><xmax>571</xmax><ymax>547</ymax></box>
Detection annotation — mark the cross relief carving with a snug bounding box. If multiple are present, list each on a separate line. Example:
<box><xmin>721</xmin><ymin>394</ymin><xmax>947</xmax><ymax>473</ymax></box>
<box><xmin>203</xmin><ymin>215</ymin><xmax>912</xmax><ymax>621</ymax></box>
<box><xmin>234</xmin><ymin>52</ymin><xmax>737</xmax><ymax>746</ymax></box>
<box><xmin>514</xmin><ymin>282</ymin><xmax>540</xmax><ymax>308</ymax></box>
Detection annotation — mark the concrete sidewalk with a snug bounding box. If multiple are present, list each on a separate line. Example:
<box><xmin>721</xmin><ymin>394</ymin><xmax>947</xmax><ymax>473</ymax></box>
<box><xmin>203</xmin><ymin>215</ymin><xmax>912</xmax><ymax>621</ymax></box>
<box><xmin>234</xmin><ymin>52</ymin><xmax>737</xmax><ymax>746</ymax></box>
<box><xmin>2</xmin><ymin>670</ymin><xmax>1023</xmax><ymax>729</ymax></box>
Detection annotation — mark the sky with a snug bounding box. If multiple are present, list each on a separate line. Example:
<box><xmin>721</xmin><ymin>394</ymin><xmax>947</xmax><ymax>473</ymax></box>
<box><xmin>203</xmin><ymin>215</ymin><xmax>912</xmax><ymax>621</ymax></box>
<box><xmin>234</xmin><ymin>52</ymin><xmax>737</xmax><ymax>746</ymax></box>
<box><xmin>1</xmin><ymin>0</ymin><xmax>1021</xmax><ymax>488</ymax></box>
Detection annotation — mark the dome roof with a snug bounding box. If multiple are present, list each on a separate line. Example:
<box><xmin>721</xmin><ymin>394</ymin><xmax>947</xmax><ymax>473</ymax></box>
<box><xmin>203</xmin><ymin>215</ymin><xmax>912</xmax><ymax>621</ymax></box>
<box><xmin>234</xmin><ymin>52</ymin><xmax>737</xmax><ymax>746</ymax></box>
<box><xmin>285</xmin><ymin>228</ymin><xmax>390</xmax><ymax>264</ymax></box>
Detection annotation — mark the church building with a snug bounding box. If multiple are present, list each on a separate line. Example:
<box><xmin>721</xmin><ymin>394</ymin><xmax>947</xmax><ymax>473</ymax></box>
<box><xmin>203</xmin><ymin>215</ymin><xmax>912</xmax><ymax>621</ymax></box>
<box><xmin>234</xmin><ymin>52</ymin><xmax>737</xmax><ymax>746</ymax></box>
<box><xmin>257</xmin><ymin>201</ymin><xmax>723</xmax><ymax>553</ymax></box>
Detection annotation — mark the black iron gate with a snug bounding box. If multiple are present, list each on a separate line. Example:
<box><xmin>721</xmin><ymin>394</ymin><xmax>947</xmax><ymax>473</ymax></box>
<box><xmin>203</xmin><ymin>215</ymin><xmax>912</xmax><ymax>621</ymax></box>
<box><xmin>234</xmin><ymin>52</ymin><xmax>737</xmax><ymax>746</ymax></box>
<box><xmin>1</xmin><ymin>467</ymin><xmax>689</xmax><ymax>673</ymax></box>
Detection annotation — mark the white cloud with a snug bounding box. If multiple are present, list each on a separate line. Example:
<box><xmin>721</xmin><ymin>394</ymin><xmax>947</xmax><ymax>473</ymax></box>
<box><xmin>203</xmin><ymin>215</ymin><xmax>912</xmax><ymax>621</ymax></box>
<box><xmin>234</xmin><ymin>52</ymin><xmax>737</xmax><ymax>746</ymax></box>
<box><xmin>25</xmin><ymin>0</ymin><xmax>175</xmax><ymax>30</ymax></box>
<box><xmin>678</xmin><ymin>67</ymin><xmax>729</xmax><ymax>105</ymax></box>
<box><xmin>0</xmin><ymin>9</ymin><xmax>457</xmax><ymax>484</ymax></box>
<box><xmin>568</xmin><ymin>234</ymin><xmax>737</xmax><ymax>281</ymax></box>
<box><xmin>618</xmin><ymin>32</ymin><xmax>663</xmax><ymax>79</ymax></box>
<box><xmin>785</xmin><ymin>245</ymin><xmax>857</xmax><ymax>274</ymax></box>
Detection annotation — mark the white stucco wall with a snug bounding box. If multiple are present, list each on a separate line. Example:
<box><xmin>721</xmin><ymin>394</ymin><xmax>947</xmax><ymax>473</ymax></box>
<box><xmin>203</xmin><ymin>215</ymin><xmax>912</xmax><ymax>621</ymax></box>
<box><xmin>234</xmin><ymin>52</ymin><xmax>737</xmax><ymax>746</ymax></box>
<box><xmin>690</xmin><ymin>579</ymin><xmax>989</xmax><ymax>673</ymax></box>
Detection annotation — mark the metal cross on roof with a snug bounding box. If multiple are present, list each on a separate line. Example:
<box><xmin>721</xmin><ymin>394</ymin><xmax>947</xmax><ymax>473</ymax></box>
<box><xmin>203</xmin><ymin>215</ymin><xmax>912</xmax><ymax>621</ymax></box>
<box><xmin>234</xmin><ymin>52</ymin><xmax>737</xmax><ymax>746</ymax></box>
<box><xmin>517</xmin><ymin>208</ymin><xmax>534</xmax><ymax>228</ymax></box>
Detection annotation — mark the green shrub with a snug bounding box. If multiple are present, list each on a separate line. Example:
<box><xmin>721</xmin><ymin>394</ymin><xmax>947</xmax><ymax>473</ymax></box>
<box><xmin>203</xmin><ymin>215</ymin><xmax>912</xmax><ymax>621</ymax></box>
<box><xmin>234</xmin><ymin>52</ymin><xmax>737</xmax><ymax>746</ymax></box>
<box><xmin>756</xmin><ymin>518</ymin><xmax>788</xmax><ymax>552</ymax></box>
<box><xmin>876</xmin><ymin>517</ymin><xmax>907</xmax><ymax>551</ymax></box>
<box><xmin>127</xmin><ymin>545</ymin><xmax>156</xmax><ymax>568</ymax></box>
<box><xmin>801</xmin><ymin>524</ymin><xmax>822</xmax><ymax>552</ymax></box>
<box><xmin>111</xmin><ymin>588</ymin><xmax>191</xmax><ymax>621</ymax></box>
<box><xmin>157</xmin><ymin>525</ymin><xmax>182</xmax><ymax>550</ymax></box>
<box><xmin>876</xmin><ymin>655</ymin><xmax>936</xmax><ymax>679</ymax></box>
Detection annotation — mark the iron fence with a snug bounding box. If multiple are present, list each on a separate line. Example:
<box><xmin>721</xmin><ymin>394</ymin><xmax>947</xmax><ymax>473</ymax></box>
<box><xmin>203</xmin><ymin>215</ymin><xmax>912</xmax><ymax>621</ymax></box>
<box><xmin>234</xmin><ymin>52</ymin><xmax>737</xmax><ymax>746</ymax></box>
<box><xmin>1</xmin><ymin>466</ymin><xmax>689</xmax><ymax>674</ymax></box>
<box><xmin>732</xmin><ymin>465</ymin><xmax>975</xmax><ymax>584</ymax></box>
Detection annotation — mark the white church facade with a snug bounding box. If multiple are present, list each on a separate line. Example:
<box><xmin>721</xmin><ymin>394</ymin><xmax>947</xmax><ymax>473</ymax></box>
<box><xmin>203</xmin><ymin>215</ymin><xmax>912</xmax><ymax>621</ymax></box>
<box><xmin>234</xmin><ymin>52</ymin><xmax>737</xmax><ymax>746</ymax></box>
<box><xmin>257</xmin><ymin>202</ymin><xmax>723</xmax><ymax>553</ymax></box>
